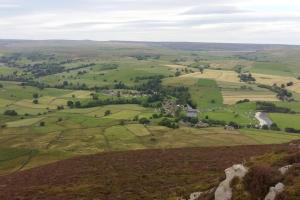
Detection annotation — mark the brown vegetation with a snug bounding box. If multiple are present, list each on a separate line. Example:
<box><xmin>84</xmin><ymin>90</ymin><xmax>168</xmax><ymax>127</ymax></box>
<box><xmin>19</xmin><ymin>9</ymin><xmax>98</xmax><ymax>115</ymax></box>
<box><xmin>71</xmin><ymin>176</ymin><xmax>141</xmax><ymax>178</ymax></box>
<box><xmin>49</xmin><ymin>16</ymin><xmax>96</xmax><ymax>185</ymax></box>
<box><xmin>0</xmin><ymin>144</ymin><xmax>286</xmax><ymax>200</ymax></box>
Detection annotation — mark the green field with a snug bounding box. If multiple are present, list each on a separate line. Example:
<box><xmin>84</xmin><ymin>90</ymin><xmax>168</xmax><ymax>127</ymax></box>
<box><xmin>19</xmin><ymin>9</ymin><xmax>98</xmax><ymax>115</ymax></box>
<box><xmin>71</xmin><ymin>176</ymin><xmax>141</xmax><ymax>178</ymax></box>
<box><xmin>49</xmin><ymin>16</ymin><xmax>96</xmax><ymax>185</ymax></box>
<box><xmin>1</xmin><ymin>40</ymin><xmax>300</xmax><ymax>178</ymax></box>
<box><xmin>269</xmin><ymin>113</ymin><xmax>300</xmax><ymax>130</ymax></box>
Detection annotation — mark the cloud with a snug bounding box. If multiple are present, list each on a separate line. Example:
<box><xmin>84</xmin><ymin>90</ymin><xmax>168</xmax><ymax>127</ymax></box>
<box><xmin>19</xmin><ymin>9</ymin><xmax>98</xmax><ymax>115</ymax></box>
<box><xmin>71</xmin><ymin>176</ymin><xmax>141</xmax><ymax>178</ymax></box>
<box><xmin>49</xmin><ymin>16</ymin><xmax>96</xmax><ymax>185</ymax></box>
<box><xmin>182</xmin><ymin>5</ymin><xmax>250</xmax><ymax>15</ymax></box>
<box><xmin>0</xmin><ymin>0</ymin><xmax>299</xmax><ymax>44</ymax></box>
<box><xmin>0</xmin><ymin>3</ymin><xmax>19</xmax><ymax>8</ymax></box>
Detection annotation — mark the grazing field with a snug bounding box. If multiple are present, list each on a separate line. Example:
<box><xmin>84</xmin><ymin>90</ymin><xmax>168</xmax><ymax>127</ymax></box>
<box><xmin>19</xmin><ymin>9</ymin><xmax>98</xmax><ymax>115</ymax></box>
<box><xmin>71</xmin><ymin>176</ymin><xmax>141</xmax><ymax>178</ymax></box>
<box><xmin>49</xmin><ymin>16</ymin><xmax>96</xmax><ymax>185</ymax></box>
<box><xmin>1</xmin><ymin>41</ymin><xmax>300</xmax><ymax>199</ymax></box>
<box><xmin>208</xmin><ymin>59</ymin><xmax>254</xmax><ymax>70</ymax></box>
<box><xmin>6</xmin><ymin>117</ymin><xmax>45</xmax><ymax>128</ymax></box>
<box><xmin>250</xmin><ymin>61</ymin><xmax>298</xmax><ymax>76</ymax></box>
<box><xmin>1</xmin><ymin>112</ymin><xmax>299</xmax><ymax>175</ymax></box>
<box><xmin>269</xmin><ymin>113</ymin><xmax>300</xmax><ymax>130</ymax></box>
<box><xmin>163</xmin><ymin>77</ymin><xmax>223</xmax><ymax>109</ymax></box>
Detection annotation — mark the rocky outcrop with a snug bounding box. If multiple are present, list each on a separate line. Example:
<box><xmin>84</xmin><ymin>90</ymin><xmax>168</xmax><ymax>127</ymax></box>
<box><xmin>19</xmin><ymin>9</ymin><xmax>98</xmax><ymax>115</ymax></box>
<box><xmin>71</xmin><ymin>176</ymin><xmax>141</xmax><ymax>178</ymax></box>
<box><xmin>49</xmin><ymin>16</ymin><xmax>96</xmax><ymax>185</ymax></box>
<box><xmin>264</xmin><ymin>182</ymin><xmax>285</xmax><ymax>200</ymax></box>
<box><xmin>215</xmin><ymin>164</ymin><xmax>248</xmax><ymax>200</ymax></box>
<box><xmin>279</xmin><ymin>165</ymin><xmax>292</xmax><ymax>175</ymax></box>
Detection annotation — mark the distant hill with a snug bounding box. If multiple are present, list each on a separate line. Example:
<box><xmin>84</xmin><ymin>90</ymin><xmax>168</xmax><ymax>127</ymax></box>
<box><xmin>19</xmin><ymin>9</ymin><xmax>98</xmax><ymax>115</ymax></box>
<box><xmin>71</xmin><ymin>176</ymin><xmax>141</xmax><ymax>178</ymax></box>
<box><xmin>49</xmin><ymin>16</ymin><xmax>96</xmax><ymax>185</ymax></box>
<box><xmin>0</xmin><ymin>39</ymin><xmax>299</xmax><ymax>52</ymax></box>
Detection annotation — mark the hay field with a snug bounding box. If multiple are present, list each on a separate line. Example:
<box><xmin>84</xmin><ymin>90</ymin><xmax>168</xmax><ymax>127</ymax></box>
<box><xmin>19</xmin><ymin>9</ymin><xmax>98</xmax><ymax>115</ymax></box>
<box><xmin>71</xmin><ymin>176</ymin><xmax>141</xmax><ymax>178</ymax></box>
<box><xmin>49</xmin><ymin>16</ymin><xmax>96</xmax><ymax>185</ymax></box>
<box><xmin>222</xmin><ymin>91</ymin><xmax>278</xmax><ymax>105</ymax></box>
<box><xmin>164</xmin><ymin>64</ymin><xmax>186</xmax><ymax>70</ymax></box>
<box><xmin>181</xmin><ymin>69</ymin><xmax>240</xmax><ymax>83</ymax></box>
<box><xmin>209</xmin><ymin>59</ymin><xmax>254</xmax><ymax>70</ymax></box>
<box><xmin>62</xmin><ymin>90</ymin><xmax>92</xmax><ymax>99</ymax></box>
<box><xmin>252</xmin><ymin>73</ymin><xmax>300</xmax><ymax>93</ymax></box>
<box><xmin>6</xmin><ymin>117</ymin><xmax>45</xmax><ymax>128</ymax></box>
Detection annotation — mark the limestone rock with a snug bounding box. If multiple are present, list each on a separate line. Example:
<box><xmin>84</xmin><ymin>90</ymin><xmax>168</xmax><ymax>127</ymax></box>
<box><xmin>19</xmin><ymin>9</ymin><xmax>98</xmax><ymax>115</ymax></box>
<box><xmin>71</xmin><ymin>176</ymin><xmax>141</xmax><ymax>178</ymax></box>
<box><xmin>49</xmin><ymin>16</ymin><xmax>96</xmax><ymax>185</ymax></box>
<box><xmin>215</xmin><ymin>164</ymin><xmax>248</xmax><ymax>200</ymax></box>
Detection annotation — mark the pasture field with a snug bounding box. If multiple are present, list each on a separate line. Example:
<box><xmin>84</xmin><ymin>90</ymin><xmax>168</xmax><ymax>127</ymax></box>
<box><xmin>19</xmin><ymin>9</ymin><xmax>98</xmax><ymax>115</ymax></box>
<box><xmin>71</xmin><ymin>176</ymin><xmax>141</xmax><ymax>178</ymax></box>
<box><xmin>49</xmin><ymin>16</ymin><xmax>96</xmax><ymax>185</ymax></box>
<box><xmin>1</xmin><ymin>106</ymin><xmax>299</xmax><ymax>175</ymax></box>
<box><xmin>1</xmin><ymin>40</ymin><xmax>300</xmax><ymax>187</ymax></box>
<box><xmin>269</xmin><ymin>113</ymin><xmax>300</xmax><ymax>130</ymax></box>
<box><xmin>163</xmin><ymin>77</ymin><xmax>223</xmax><ymax>109</ymax></box>
<box><xmin>250</xmin><ymin>61</ymin><xmax>298</xmax><ymax>76</ymax></box>
<box><xmin>41</xmin><ymin>59</ymin><xmax>172</xmax><ymax>88</ymax></box>
<box><xmin>207</xmin><ymin>59</ymin><xmax>254</xmax><ymax>70</ymax></box>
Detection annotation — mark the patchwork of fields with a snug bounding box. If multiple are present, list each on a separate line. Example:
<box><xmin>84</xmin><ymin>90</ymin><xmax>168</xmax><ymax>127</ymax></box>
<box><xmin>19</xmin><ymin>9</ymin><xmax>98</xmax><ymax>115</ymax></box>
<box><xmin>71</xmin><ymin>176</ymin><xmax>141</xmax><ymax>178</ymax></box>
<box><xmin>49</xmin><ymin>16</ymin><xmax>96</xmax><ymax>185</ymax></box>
<box><xmin>1</xmin><ymin>41</ymin><xmax>300</xmax><ymax>186</ymax></box>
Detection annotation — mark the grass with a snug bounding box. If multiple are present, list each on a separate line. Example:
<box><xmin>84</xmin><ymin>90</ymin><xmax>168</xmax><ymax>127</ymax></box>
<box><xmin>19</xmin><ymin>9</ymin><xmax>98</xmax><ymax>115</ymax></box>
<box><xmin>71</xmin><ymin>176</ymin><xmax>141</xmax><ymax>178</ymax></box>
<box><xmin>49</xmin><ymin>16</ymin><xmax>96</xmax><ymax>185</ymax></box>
<box><xmin>126</xmin><ymin>124</ymin><xmax>150</xmax><ymax>136</ymax></box>
<box><xmin>163</xmin><ymin>77</ymin><xmax>223</xmax><ymax>109</ymax></box>
<box><xmin>240</xmin><ymin>129</ymin><xmax>300</xmax><ymax>144</ymax></box>
<box><xmin>6</xmin><ymin>117</ymin><xmax>45</xmax><ymax>128</ymax></box>
<box><xmin>251</xmin><ymin>61</ymin><xmax>295</xmax><ymax>76</ymax></box>
<box><xmin>269</xmin><ymin>113</ymin><xmax>300</xmax><ymax>129</ymax></box>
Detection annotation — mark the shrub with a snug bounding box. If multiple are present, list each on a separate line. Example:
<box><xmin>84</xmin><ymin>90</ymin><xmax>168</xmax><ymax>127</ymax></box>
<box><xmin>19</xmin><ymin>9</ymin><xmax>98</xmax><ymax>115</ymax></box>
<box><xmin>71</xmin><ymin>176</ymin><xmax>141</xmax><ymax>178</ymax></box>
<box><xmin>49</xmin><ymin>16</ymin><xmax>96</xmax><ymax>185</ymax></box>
<box><xmin>236</xmin><ymin>99</ymin><xmax>250</xmax><ymax>104</ymax></box>
<box><xmin>139</xmin><ymin>118</ymin><xmax>150</xmax><ymax>125</ymax></box>
<box><xmin>67</xmin><ymin>100</ymin><xmax>74</xmax><ymax>108</ymax></box>
<box><xmin>159</xmin><ymin>118</ymin><xmax>179</xmax><ymax>129</ymax></box>
<box><xmin>285</xmin><ymin>127</ymin><xmax>300</xmax><ymax>133</ymax></box>
<box><xmin>33</xmin><ymin>99</ymin><xmax>38</xmax><ymax>104</ymax></box>
<box><xmin>270</xmin><ymin>123</ymin><xmax>281</xmax><ymax>131</ymax></box>
<box><xmin>244</xmin><ymin>165</ymin><xmax>282</xmax><ymax>199</ymax></box>
<box><xmin>39</xmin><ymin>121</ymin><xmax>45</xmax><ymax>126</ymax></box>
<box><xmin>104</xmin><ymin>110</ymin><xmax>111</xmax><ymax>116</ymax></box>
<box><xmin>262</xmin><ymin>125</ymin><xmax>269</xmax><ymax>130</ymax></box>
<box><xmin>4</xmin><ymin>110</ymin><xmax>18</xmax><ymax>116</ymax></box>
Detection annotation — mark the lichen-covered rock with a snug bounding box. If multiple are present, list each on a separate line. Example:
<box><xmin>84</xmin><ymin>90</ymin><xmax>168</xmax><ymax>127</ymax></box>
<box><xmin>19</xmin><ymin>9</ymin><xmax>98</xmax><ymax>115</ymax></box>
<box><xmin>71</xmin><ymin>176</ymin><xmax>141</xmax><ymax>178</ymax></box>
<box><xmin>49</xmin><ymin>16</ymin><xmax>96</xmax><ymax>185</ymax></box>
<box><xmin>264</xmin><ymin>182</ymin><xmax>284</xmax><ymax>200</ymax></box>
<box><xmin>279</xmin><ymin>165</ymin><xmax>292</xmax><ymax>175</ymax></box>
<box><xmin>215</xmin><ymin>164</ymin><xmax>248</xmax><ymax>200</ymax></box>
<box><xmin>189</xmin><ymin>192</ymin><xmax>202</xmax><ymax>200</ymax></box>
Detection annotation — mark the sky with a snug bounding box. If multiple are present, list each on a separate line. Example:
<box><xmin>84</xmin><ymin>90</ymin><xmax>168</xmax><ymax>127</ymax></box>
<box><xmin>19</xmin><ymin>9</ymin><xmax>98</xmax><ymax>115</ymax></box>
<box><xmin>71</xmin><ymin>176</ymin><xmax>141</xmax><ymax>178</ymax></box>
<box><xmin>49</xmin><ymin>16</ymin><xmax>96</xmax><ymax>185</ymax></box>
<box><xmin>0</xmin><ymin>0</ymin><xmax>300</xmax><ymax>44</ymax></box>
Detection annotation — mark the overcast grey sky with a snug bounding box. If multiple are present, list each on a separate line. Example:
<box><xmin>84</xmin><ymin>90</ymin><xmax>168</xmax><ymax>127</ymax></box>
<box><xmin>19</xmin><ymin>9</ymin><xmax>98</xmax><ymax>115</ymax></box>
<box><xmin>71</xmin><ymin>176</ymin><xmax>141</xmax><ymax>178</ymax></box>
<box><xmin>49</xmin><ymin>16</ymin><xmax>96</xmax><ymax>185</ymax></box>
<box><xmin>0</xmin><ymin>0</ymin><xmax>300</xmax><ymax>44</ymax></box>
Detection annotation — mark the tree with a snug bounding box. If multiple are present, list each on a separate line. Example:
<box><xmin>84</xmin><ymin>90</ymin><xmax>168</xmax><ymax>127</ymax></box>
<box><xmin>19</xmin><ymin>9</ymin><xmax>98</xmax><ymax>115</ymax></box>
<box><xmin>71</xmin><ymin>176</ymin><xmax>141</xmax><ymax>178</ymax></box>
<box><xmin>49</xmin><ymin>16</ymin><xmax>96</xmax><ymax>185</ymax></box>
<box><xmin>104</xmin><ymin>110</ymin><xmax>111</xmax><ymax>116</ymax></box>
<box><xmin>32</xmin><ymin>93</ymin><xmax>39</xmax><ymax>99</ymax></box>
<box><xmin>175</xmin><ymin>70</ymin><xmax>181</xmax><ymax>77</ymax></box>
<box><xmin>262</xmin><ymin>125</ymin><xmax>269</xmax><ymax>130</ymax></box>
<box><xmin>270</xmin><ymin>123</ymin><xmax>280</xmax><ymax>131</ymax></box>
<box><xmin>75</xmin><ymin>101</ymin><xmax>81</xmax><ymax>108</ymax></box>
<box><xmin>199</xmin><ymin>68</ymin><xmax>204</xmax><ymax>74</ymax></box>
<box><xmin>33</xmin><ymin>99</ymin><xmax>38</xmax><ymax>104</ymax></box>
<box><xmin>4</xmin><ymin>110</ymin><xmax>18</xmax><ymax>116</ymax></box>
<box><xmin>67</xmin><ymin>101</ymin><xmax>74</xmax><ymax>108</ymax></box>
<box><xmin>287</xmin><ymin>82</ymin><xmax>294</xmax><ymax>87</ymax></box>
<box><xmin>0</xmin><ymin>83</ymin><xmax>3</xmax><ymax>88</ymax></box>
<box><xmin>139</xmin><ymin>117</ymin><xmax>150</xmax><ymax>125</ymax></box>
<box><xmin>39</xmin><ymin>121</ymin><xmax>45</xmax><ymax>126</ymax></box>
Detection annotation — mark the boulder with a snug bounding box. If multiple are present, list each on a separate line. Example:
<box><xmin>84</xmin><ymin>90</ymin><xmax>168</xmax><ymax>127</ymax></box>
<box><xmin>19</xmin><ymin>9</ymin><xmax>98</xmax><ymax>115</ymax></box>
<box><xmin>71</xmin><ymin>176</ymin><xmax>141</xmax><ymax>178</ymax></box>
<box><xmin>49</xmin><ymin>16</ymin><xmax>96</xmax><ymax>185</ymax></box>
<box><xmin>264</xmin><ymin>182</ymin><xmax>284</xmax><ymax>200</ymax></box>
<box><xmin>215</xmin><ymin>164</ymin><xmax>248</xmax><ymax>200</ymax></box>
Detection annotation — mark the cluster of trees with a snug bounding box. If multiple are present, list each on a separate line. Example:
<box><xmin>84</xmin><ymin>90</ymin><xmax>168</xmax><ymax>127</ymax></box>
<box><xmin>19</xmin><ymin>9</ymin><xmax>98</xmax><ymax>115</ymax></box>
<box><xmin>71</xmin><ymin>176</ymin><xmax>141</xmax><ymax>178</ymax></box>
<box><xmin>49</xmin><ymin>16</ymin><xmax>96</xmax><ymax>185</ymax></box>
<box><xmin>236</xmin><ymin>99</ymin><xmax>250</xmax><ymax>104</ymax></box>
<box><xmin>256</xmin><ymin>102</ymin><xmax>294</xmax><ymax>113</ymax></box>
<box><xmin>77</xmin><ymin>98</ymin><xmax>143</xmax><ymax>108</ymax></box>
<box><xmin>133</xmin><ymin>75</ymin><xmax>165</xmax><ymax>83</ymax></box>
<box><xmin>258</xmin><ymin>84</ymin><xmax>293</xmax><ymax>101</ymax></box>
<box><xmin>4</xmin><ymin>110</ymin><xmax>18</xmax><ymax>116</ymax></box>
<box><xmin>133</xmin><ymin>54</ymin><xmax>160</xmax><ymax>60</ymax></box>
<box><xmin>67</xmin><ymin>100</ymin><xmax>81</xmax><ymax>108</ymax></box>
<box><xmin>100</xmin><ymin>63</ymin><xmax>119</xmax><ymax>70</ymax></box>
<box><xmin>285</xmin><ymin>127</ymin><xmax>300</xmax><ymax>133</ymax></box>
<box><xmin>158</xmin><ymin>118</ymin><xmax>179</xmax><ymax>129</ymax></box>
<box><xmin>23</xmin><ymin>63</ymin><xmax>65</xmax><ymax>77</ymax></box>
<box><xmin>239</xmin><ymin>73</ymin><xmax>256</xmax><ymax>82</ymax></box>
<box><xmin>66</xmin><ymin>63</ymin><xmax>95</xmax><ymax>73</ymax></box>
<box><xmin>0</xmin><ymin>74</ymin><xmax>29</xmax><ymax>82</ymax></box>
<box><xmin>261</xmin><ymin>123</ymin><xmax>281</xmax><ymax>131</ymax></box>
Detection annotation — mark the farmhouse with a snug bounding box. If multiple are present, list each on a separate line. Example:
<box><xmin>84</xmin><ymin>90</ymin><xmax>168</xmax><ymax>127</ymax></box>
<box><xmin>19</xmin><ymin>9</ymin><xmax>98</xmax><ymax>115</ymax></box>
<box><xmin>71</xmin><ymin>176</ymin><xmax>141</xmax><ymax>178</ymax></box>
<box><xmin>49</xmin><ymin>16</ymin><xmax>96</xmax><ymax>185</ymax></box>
<box><xmin>186</xmin><ymin>104</ymin><xmax>199</xmax><ymax>118</ymax></box>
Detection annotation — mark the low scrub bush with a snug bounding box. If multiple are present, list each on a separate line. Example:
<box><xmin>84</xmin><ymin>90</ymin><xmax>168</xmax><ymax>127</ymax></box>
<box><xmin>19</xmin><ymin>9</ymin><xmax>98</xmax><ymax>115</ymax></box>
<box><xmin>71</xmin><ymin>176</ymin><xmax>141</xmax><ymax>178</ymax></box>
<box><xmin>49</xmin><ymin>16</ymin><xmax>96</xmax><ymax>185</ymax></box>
<box><xmin>244</xmin><ymin>165</ymin><xmax>282</xmax><ymax>199</ymax></box>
